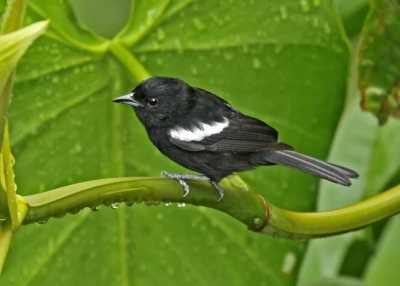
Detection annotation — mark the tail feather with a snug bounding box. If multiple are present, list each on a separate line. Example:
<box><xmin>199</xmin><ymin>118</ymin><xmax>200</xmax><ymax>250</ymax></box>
<box><xmin>260</xmin><ymin>150</ymin><xmax>358</xmax><ymax>186</ymax></box>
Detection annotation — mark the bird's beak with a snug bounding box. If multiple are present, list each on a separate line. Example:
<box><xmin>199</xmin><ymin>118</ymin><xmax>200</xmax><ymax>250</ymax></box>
<box><xmin>112</xmin><ymin>93</ymin><xmax>143</xmax><ymax>107</ymax></box>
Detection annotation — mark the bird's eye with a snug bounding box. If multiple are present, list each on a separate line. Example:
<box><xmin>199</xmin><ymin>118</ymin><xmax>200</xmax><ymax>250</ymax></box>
<box><xmin>148</xmin><ymin>98</ymin><xmax>158</xmax><ymax>106</ymax></box>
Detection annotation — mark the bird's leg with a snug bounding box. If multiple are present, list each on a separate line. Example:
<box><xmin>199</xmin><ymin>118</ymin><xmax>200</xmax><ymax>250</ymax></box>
<box><xmin>160</xmin><ymin>171</ymin><xmax>225</xmax><ymax>201</ymax></box>
<box><xmin>160</xmin><ymin>171</ymin><xmax>209</xmax><ymax>197</ymax></box>
<box><xmin>211</xmin><ymin>181</ymin><xmax>225</xmax><ymax>202</ymax></box>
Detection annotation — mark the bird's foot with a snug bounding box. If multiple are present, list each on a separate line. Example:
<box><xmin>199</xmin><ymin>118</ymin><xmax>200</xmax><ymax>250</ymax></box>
<box><xmin>160</xmin><ymin>171</ymin><xmax>224</xmax><ymax>200</ymax></box>
<box><xmin>160</xmin><ymin>171</ymin><xmax>209</xmax><ymax>198</ymax></box>
<box><xmin>211</xmin><ymin>181</ymin><xmax>224</xmax><ymax>202</ymax></box>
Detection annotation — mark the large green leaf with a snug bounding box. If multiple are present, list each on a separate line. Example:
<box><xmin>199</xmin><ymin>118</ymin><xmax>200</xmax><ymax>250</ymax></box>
<box><xmin>364</xmin><ymin>216</ymin><xmax>400</xmax><ymax>286</ymax></box>
<box><xmin>299</xmin><ymin>37</ymin><xmax>400</xmax><ymax>285</ymax></box>
<box><xmin>297</xmin><ymin>58</ymin><xmax>378</xmax><ymax>284</ymax></box>
<box><xmin>336</xmin><ymin>0</ymin><xmax>369</xmax><ymax>37</ymax></box>
<box><xmin>0</xmin><ymin>0</ymin><xmax>349</xmax><ymax>285</ymax></box>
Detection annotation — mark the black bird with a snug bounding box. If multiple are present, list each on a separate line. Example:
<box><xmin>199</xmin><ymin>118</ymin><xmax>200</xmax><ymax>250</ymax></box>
<box><xmin>113</xmin><ymin>77</ymin><xmax>358</xmax><ymax>201</ymax></box>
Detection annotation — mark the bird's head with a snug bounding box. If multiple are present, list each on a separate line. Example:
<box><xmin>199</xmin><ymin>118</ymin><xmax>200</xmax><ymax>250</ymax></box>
<box><xmin>113</xmin><ymin>77</ymin><xmax>195</xmax><ymax>128</ymax></box>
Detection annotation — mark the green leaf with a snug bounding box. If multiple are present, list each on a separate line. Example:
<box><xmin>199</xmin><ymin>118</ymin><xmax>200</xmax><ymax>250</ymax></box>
<box><xmin>363</xmin><ymin>118</ymin><xmax>400</xmax><ymax>197</ymax></box>
<box><xmin>299</xmin><ymin>36</ymin><xmax>400</xmax><ymax>285</ymax></box>
<box><xmin>26</xmin><ymin>0</ymin><xmax>108</xmax><ymax>52</ymax></box>
<box><xmin>69</xmin><ymin>0</ymin><xmax>131</xmax><ymax>39</ymax></box>
<box><xmin>358</xmin><ymin>0</ymin><xmax>400</xmax><ymax>124</ymax></box>
<box><xmin>1</xmin><ymin>0</ymin><xmax>350</xmax><ymax>285</ymax></box>
<box><xmin>364</xmin><ymin>217</ymin><xmax>400</xmax><ymax>286</ymax></box>
<box><xmin>298</xmin><ymin>37</ymin><xmax>378</xmax><ymax>284</ymax></box>
<box><xmin>0</xmin><ymin>0</ymin><xmax>26</xmax><ymax>34</ymax></box>
<box><xmin>336</xmin><ymin>0</ymin><xmax>369</xmax><ymax>37</ymax></box>
<box><xmin>0</xmin><ymin>20</ymin><xmax>49</xmax><ymax>146</ymax></box>
<box><xmin>307</xmin><ymin>276</ymin><xmax>367</xmax><ymax>286</ymax></box>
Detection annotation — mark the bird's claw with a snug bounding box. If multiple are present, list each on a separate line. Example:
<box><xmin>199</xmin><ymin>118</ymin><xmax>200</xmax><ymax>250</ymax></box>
<box><xmin>178</xmin><ymin>179</ymin><xmax>190</xmax><ymax>197</ymax></box>
<box><xmin>161</xmin><ymin>171</ymin><xmax>191</xmax><ymax>198</ymax></box>
<box><xmin>160</xmin><ymin>171</ymin><xmax>225</xmax><ymax>201</ymax></box>
<box><xmin>211</xmin><ymin>181</ymin><xmax>224</xmax><ymax>201</ymax></box>
<box><xmin>160</xmin><ymin>170</ymin><xmax>170</xmax><ymax>178</ymax></box>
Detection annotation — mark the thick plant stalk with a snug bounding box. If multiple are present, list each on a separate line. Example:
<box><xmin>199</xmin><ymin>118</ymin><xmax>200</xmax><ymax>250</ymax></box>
<box><xmin>264</xmin><ymin>183</ymin><xmax>400</xmax><ymax>239</ymax></box>
<box><xmin>12</xmin><ymin>177</ymin><xmax>400</xmax><ymax>239</ymax></box>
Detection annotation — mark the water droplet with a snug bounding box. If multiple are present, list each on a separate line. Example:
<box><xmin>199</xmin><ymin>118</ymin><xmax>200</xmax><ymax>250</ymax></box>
<box><xmin>51</xmin><ymin>75</ymin><xmax>60</xmax><ymax>83</ymax></box>
<box><xmin>164</xmin><ymin>202</ymin><xmax>172</xmax><ymax>206</ymax></box>
<box><xmin>38</xmin><ymin>217</ymin><xmax>49</xmax><ymax>224</ymax></box>
<box><xmin>219</xmin><ymin>247</ymin><xmax>227</xmax><ymax>255</ymax></box>
<box><xmin>177</xmin><ymin>202</ymin><xmax>186</xmax><ymax>207</ymax></box>
<box><xmin>252</xmin><ymin>57</ymin><xmax>261</xmax><ymax>69</ymax></box>
<box><xmin>125</xmin><ymin>201</ymin><xmax>134</xmax><ymax>207</ymax></box>
<box><xmin>74</xmin><ymin>143</ymin><xmax>82</xmax><ymax>153</ymax></box>
<box><xmin>311</xmin><ymin>117</ymin><xmax>318</xmax><ymax>125</ymax></box>
<box><xmin>323</xmin><ymin>22</ymin><xmax>331</xmax><ymax>34</ymax></box>
<box><xmin>156</xmin><ymin>28</ymin><xmax>165</xmax><ymax>41</ymax></box>
<box><xmin>216</xmin><ymin>19</ymin><xmax>225</xmax><ymax>26</ymax></box>
<box><xmin>312</xmin><ymin>17</ymin><xmax>319</xmax><ymax>27</ymax></box>
<box><xmin>111</xmin><ymin>203</ymin><xmax>119</xmax><ymax>209</ymax></box>
<box><xmin>280</xmin><ymin>6</ymin><xmax>288</xmax><ymax>20</ymax></box>
<box><xmin>152</xmin><ymin>40</ymin><xmax>160</xmax><ymax>50</ymax></box>
<box><xmin>139</xmin><ymin>54</ymin><xmax>147</xmax><ymax>62</ymax></box>
<box><xmin>139</xmin><ymin>264</ymin><xmax>147</xmax><ymax>272</ymax></box>
<box><xmin>163</xmin><ymin>236</ymin><xmax>171</xmax><ymax>244</ymax></box>
<box><xmin>10</xmin><ymin>154</ymin><xmax>15</xmax><ymax>166</ymax></box>
<box><xmin>152</xmin><ymin>200</ymin><xmax>161</xmax><ymax>206</ymax></box>
<box><xmin>91</xmin><ymin>205</ymin><xmax>101</xmax><ymax>211</ymax></box>
<box><xmin>274</xmin><ymin>45</ymin><xmax>283</xmax><ymax>54</ymax></box>
<box><xmin>253</xmin><ymin>217</ymin><xmax>264</xmax><ymax>227</ymax></box>
<box><xmin>39</xmin><ymin>183</ymin><xmax>46</xmax><ymax>192</ymax></box>
<box><xmin>300</xmin><ymin>0</ymin><xmax>310</xmax><ymax>12</ymax></box>
<box><xmin>313</xmin><ymin>0</ymin><xmax>321</xmax><ymax>7</ymax></box>
<box><xmin>223</xmin><ymin>52</ymin><xmax>234</xmax><ymax>61</ymax></box>
<box><xmin>146</xmin><ymin>9</ymin><xmax>157</xmax><ymax>25</ymax></box>
<box><xmin>190</xmin><ymin>66</ymin><xmax>198</xmax><ymax>75</ymax></box>
<box><xmin>167</xmin><ymin>266</ymin><xmax>175</xmax><ymax>275</ymax></box>
<box><xmin>70</xmin><ymin>208</ymin><xmax>81</xmax><ymax>214</ymax></box>
<box><xmin>175</xmin><ymin>39</ymin><xmax>183</xmax><ymax>52</ymax></box>
<box><xmin>156</xmin><ymin>58</ymin><xmax>164</xmax><ymax>65</ymax></box>
<box><xmin>193</xmin><ymin>18</ymin><xmax>205</xmax><ymax>30</ymax></box>
<box><xmin>281</xmin><ymin>252</ymin><xmax>297</xmax><ymax>276</ymax></box>
<box><xmin>54</xmin><ymin>212</ymin><xmax>67</xmax><ymax>218</ymax></box>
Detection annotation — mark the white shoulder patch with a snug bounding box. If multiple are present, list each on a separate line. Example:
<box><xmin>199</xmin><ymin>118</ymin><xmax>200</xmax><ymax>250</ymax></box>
<box><xmin>169</xmin><ymin>117</ymin><xmax>229</xmax><ymax>142</ymax></box>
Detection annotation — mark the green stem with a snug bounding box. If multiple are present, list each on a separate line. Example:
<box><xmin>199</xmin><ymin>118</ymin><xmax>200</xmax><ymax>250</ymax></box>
<box><xmin>0</xmin><ymin>71</ymin><xmax>14</xmax><ymax>150</ymax></box>
<box><xmin>21</xmin><ymin>177</ymin><xmax>267</xmax><ymax>230</ymax></box>
<box><xmin>109</xmin><ymin>41</ymin><xmax>151</xmax><ymax>82</ymax></box>
<box><xmin>0</xmin><ymin>225</ymin><xmax>13</xmax><ymax>275</ymax></box>
<box><xmin>0</xmin><ymin>0</ymin><xmax>27</xmax><ymax>147</ymax></box>
<box><xmin>265</xmin><ymin>184</ymin><xmax>400</xmax><ymax>239</ymax></box>
<box><xmin>0</xmin><ymin>0</ymin><xmax>45</xmax><ymax>274</ymax></box>
<box><xmin>0</xmin><ymin>0</ymin><xmax>27</xmax><ymax>34</ymax></box>
<box><xmin>18</xmin><ymin>177</ymin><xmax>400</xmax><ymax>239</ymax></box>
<box><xmin>1</xmin><ymin>125</ymin><xmax>19</xmax><ymax>230</ymax></box>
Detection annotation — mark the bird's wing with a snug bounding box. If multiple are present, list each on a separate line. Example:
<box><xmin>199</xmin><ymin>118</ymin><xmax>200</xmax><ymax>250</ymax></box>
<box><xmin>167</xmin><ymin>112</ymin><xmax>293</xmax><ymax>152</ymax></box>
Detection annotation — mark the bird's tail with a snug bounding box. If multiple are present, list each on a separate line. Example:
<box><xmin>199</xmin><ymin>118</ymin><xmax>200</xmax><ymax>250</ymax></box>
<box><xmin>259</xmin><ymin>150</ymin><xmax>359</xmax><ymax>186</ymax></box>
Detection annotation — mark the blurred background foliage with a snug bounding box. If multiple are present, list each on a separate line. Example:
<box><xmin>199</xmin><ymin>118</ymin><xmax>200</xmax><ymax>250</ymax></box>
<box><xmin>0</xmin><ymin>0</ymin><xmax>399</xmax><ymax>285</ymax></box>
